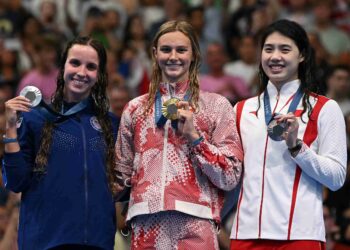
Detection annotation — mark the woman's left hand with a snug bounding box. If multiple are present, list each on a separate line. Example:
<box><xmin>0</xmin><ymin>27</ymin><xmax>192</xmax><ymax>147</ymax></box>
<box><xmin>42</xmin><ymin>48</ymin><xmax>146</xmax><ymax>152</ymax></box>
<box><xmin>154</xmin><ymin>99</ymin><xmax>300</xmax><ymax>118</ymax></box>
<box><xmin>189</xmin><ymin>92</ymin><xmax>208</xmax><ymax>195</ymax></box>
<box><xmin>176</xmin><ymin>101</ymin><xmax>200</xmax><ymax>143</ymax></box>
<box><xmin>275</xmin><ymin>112</ymin><xmax>299</xmax><ymax>148</ymax></box>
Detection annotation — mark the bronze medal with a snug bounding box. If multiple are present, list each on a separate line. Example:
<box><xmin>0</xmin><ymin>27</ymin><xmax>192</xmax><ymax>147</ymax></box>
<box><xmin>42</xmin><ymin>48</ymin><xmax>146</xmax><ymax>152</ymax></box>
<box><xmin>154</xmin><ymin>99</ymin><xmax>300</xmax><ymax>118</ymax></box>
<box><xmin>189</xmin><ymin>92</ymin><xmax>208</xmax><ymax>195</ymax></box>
<box><xmin>162</xmin><ymin>98</ymin><xmax>180</xmax><ymax>120</ymax></box>
<box><xmin>267</xmin><ymin>119</ymin><xmax>286</xmax><ymax>141</ymax></box>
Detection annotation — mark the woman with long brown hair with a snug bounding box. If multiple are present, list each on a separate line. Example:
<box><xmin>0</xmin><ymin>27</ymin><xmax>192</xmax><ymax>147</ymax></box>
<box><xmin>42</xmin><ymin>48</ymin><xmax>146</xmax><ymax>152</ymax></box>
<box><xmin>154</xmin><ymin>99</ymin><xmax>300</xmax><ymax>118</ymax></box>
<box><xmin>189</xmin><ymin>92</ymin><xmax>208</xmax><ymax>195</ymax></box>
<box><xmin>115</xmin><ymin>20</ymin><xmax>243</xmax><ymax>250</ymax></box>
<box><xmin>3</xmin><ymin>36</ymin><xmax>119</xmax><ymax>250</ymax></box>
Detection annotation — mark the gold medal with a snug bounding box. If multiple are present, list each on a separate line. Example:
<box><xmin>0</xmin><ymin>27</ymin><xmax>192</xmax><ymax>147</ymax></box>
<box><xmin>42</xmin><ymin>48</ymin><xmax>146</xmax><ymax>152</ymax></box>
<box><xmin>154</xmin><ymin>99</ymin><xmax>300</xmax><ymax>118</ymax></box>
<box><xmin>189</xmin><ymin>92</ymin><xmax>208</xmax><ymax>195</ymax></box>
<box><xmin>162</xmin><ymin>98</ymin><xmax>180</xmax><ymax>120</ymax></box>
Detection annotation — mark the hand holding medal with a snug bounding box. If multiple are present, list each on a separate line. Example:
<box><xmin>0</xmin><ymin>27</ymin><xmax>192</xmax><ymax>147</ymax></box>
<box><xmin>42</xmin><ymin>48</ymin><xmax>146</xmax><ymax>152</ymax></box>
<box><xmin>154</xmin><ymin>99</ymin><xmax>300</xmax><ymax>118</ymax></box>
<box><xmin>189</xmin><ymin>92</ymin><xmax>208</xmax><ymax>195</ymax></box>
<box><xmin>5</xmin><ymin>86</ymin><xmax>42</xmax><ymax>128</ymax></box>
<box><xmin>175</xmin><ymin>101</ymin><xmax>200</xmax><ymax>142</ymax></box>
<box><xmin>267</xmin><ymin>113</ymin><xmax>287</xmax><ymax>141</ymax></box>
<box><xmin>272</xmin><ymin>112</ymin><xmax>299</xmax><ymax>147</ymax></box>
<box><xmin>19</xmin><ymin>86</ymin><xmax>42</xmax><ymax>107</ymax></box>
<box><xmin>264</xmin><ymin>87</ymin><xmax>302</xmax><ymax>143</ymax></box>
<box><xmin>162</xmin><ymin>98</ymin><xmax>181</xmax><ymax>120</ymax></box>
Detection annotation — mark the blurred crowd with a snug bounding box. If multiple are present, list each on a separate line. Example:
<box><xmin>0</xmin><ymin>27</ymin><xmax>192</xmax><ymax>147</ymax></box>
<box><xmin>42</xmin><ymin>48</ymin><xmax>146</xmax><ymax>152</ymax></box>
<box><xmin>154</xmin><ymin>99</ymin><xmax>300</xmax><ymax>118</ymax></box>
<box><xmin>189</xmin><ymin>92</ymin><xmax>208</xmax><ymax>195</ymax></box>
<box><xmin>0</xmin><ymin>0</ymin><xmax>349</xmax><ymax>249</ymax></box>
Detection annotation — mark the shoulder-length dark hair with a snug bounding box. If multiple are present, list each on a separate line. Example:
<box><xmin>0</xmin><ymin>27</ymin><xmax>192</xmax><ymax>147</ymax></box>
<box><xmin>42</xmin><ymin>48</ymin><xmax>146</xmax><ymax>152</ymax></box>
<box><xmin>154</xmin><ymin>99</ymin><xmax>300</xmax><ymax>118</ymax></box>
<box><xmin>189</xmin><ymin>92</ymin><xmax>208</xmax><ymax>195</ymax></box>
<box><xmin>35</xmin><ymin>36</ymin><xmax>117</xmax><ymax>194</ymax></box>
<box><xmin>257</xmin><ymin>19</ymin><xmax>319</xmax><ymax>119</ymax></box>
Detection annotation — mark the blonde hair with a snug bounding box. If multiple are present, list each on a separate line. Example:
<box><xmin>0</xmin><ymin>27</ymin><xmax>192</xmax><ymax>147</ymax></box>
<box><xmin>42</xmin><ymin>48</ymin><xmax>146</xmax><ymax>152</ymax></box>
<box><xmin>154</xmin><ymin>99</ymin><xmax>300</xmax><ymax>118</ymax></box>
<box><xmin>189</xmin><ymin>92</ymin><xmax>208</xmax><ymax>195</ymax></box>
<box><xmin>144</xmin><ymin>20</ymin><xmax>201</xmax><ymax>114</ymax></box>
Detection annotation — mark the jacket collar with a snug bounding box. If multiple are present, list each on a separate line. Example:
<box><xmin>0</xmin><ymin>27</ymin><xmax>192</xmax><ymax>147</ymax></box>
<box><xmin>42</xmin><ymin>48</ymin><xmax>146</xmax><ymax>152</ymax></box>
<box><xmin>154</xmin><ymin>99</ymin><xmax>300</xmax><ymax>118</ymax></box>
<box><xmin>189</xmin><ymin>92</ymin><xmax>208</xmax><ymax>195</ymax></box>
<box><xmin>266</xmin><ymin>79</ymin><xmax>301</xmax><ymax>99</ymax></box>
<box><xmin>159</xmin><ymin>80</ymin><xmax>189</xmax><ymax>98</ymax></box>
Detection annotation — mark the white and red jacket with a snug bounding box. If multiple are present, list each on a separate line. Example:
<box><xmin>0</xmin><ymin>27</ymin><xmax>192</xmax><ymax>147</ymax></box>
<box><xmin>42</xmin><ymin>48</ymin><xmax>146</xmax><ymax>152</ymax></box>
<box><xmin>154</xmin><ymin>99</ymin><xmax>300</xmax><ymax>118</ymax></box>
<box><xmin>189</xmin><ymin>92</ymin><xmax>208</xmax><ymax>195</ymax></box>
<box><xmin>231</xmin><ymin>80</ymin><xmax>347</xmax><ymax>242</ymax></box>
<box><xmin>115</xmin><ymin>81</ymin><xmax>243</xmax><ymax>224</ymax></box>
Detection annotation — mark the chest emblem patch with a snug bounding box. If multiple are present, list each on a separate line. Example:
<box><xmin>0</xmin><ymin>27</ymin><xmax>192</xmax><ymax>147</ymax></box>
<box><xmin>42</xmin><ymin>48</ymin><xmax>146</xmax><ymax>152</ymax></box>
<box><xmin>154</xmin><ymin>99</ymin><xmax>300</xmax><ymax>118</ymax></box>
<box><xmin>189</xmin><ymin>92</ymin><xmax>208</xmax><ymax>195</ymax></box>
<box><xmin>90</xmin><ymin>116</ymin><xmax>102</xmax><ymax>132</ymax></box>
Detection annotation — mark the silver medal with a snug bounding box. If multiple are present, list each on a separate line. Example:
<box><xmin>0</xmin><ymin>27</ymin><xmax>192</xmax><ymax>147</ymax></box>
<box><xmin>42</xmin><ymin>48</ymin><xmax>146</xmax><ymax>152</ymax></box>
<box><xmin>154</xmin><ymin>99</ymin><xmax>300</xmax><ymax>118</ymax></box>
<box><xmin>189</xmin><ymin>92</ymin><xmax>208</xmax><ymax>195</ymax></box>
<box><xmin>19</xmin><ymin>86</ymin><xmax>42</xmax><ymax>107</ymax></box>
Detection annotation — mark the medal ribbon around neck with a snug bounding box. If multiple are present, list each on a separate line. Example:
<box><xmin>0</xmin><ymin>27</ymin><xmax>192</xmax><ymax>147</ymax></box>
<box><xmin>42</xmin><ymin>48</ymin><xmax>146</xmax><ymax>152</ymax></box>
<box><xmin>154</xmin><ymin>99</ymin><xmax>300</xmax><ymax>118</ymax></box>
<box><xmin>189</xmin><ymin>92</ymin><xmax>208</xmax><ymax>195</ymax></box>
<box><xmin>20</xmin><ymin>85</ymin><xmax>90</xmax><ymax>123</ymax></box>
<box><xmin>38</xmin><ymin>98</ymin><xmax>90</xmax><ymax>123</ymax></box>
<box><xmin>264</xmin><ymin>85</ymin><xmax>303</xmax><ymax>140</ymax></box>
<box><xmin>155</xmin><ymin>90</ymin><xmax>191</xmax><ymax>129</ymax></box>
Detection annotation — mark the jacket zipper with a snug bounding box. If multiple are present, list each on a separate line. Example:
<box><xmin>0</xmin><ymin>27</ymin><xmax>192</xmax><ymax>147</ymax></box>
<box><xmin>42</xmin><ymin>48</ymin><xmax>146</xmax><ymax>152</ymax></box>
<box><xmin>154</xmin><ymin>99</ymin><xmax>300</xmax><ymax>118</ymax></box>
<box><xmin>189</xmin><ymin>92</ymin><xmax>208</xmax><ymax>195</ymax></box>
<box><xmin>160</xmin><ymin>121</ymin><xmax>170</xmax><ymax>210</ymax></box>
<box><xmin>258</xmin><ymin>91</ymin><xmax>280</xmax><ymax>238</ymax></box>
<box><xmin>80</xmin><ymin>122</ymin><xmax>89</xmax><ymax>244</ymax></box>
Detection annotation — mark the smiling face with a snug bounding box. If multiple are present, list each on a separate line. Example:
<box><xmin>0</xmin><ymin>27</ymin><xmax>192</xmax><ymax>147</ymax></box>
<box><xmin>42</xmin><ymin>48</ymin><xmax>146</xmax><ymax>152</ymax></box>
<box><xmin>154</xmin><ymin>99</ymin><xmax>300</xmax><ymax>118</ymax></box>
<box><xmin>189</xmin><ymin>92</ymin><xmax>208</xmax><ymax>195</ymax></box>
<box><xmin>153</xmin><ymin>31</ymin><xmax>193</xmax><ymax>83</ymax></box>
<box><xmin>63</xmin><ymin>44</ymin><xmax>99</xmax><ymax>102</ymax></box>
<box><xmin>261</xmin><ymin>31</ymin><xmax>304</xmax><ymax>88</ymax></box>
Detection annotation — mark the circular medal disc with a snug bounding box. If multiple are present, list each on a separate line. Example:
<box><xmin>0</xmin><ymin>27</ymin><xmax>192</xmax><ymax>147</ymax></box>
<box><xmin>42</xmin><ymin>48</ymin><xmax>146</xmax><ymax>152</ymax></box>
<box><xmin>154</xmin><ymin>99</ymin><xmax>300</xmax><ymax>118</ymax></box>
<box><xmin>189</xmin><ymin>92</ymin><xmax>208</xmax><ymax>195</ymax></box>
<box><xmin>19</xmin><ymin>86</ymin><xmax>42</xmax><ymax>107</ymax></box>
<box><xmin>267</xmin><ymin>119</ymin><xmax>286</xmax><ymax>141</ymax></box>
<box><xmin>162</xmin><ymin>98</ymin><xmax>180</xmax><ymax>120</ymax></box>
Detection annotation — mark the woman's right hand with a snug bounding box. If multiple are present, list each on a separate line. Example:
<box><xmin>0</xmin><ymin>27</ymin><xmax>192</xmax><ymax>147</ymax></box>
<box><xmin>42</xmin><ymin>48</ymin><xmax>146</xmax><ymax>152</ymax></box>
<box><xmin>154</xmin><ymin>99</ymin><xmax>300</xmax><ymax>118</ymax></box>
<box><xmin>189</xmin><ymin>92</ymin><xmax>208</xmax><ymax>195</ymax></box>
<box><xmin>5</xmin><ymin>96</ymin><xmax>31</xmax><ymax>129</ymax></box>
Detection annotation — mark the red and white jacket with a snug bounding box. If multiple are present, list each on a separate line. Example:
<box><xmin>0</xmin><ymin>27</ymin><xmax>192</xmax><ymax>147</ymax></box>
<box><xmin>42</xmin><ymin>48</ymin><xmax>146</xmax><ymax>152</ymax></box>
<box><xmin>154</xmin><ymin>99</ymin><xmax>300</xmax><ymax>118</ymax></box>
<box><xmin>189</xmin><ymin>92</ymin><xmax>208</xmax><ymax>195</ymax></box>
<box><xmin>115</xmin><ymin>81</ymin><xmax>243</xmax><ymax>224</ymax></box>
<box><xmin>231</xmin><ymin>80</ymin><xmax>347</xmax><ymax>242</ymax></box>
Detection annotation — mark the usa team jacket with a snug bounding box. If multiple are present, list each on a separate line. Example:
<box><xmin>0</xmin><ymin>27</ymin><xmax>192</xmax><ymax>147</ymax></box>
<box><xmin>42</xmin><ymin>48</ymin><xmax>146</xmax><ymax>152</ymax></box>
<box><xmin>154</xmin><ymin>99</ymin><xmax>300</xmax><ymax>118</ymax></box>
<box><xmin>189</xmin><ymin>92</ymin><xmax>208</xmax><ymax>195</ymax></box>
<box><xmin>115</xmin><ymin>81</ymin><xmax>243</xmax><ymax>224</ymax></box>
<box><xmin>2</xmin><ymin>100</ymin><xmax>119</xmax><ymax>250</ymax></box>
<box><xmin>230</xmin><ymin>80</ymin><xmax>347</xmax><ymax>242</ymax></box>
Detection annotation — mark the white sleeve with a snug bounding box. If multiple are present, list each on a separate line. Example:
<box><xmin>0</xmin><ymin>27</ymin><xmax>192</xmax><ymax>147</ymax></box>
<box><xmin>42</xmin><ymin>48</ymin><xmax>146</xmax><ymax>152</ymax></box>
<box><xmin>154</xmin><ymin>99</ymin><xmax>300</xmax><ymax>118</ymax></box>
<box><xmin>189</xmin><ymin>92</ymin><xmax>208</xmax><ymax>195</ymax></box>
<box><xmin>293</xmin><ymin>100</ymin><xmax>347</xmax><ymax>191</ymax></box>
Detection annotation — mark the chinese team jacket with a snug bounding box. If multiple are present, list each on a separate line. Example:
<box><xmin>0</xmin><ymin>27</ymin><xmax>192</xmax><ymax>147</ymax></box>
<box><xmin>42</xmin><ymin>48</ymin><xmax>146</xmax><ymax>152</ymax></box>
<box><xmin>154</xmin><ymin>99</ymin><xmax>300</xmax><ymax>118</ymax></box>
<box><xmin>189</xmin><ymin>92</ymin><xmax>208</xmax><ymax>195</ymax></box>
<box><xmin>231</xmin><ymin>80</ymin><xmax>347</xmax><ymax>242</ymax></box>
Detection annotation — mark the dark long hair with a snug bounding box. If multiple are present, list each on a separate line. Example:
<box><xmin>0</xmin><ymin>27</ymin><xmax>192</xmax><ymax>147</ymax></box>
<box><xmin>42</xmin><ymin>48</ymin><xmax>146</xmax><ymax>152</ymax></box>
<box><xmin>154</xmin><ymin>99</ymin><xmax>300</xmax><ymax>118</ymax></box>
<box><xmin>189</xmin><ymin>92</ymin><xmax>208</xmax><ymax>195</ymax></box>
<box><xmin>35</xmin><ymin>36</ymin><xmax>117</xmax><ymax>193</ymax></box>
<box><xmin>257</xmin><ymin>19</ymin><xmax>319</xmax><ymax>119</ymax></box>
<box><xmin>144</xmin><ymin>20</ymin><xmax>201</xmax><ymax>114</ymax></box>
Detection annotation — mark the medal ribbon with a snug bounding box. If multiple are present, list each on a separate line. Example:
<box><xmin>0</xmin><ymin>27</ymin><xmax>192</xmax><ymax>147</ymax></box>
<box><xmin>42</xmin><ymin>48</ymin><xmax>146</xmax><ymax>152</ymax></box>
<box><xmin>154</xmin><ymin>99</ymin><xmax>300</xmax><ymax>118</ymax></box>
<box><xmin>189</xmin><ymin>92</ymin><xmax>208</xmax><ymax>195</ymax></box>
<box><xmin>38</xmin><ymin>98</ymin><xmax>90</xmax><ymax>123</ymax></box>
<box><xmin>155</xmin><ymin>90</ymin><xmax>190</xmax><ymax>129</ymax></box>
<box><xmin>264</xmin><ymin>85</ymin><xmax>303</xmax><ymax>126</ymax></box>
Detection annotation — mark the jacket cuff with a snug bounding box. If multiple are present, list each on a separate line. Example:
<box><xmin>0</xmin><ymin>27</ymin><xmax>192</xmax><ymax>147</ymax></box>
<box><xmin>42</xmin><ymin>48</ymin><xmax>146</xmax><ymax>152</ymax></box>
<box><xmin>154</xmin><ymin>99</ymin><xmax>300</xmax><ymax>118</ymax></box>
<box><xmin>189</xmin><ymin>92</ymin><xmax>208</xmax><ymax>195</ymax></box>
<box><xmin>3</xmin><ymin>151</ymin><xmax>25</xmax><ymax>166</ymax></box>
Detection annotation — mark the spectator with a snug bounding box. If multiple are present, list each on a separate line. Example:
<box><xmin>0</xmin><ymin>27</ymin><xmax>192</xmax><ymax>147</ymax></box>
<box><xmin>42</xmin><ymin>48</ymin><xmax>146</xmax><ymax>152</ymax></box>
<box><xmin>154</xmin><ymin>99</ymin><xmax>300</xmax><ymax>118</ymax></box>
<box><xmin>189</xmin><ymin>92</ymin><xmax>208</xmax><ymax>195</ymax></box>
<box><xmin>36</xmin><ymin>0</ymin><xmax>68</xmax><ymax>42</ymax></box>
<box><xmin>325</xmin><ymin>65</ymin><xmax>350</xmax><ymax>115</ymax></box>
<box><xmin>148</xmin><ymin>0</ymin><xmax>187</xmax><ymax>39</ymax></box>
<box><xmin>108</xmin><ymin>84</ymin><xmax>131</xmax><ymax>118</ymax></box>
<box><xmin>106</xmin><ymin>49</ymin><xmax>125</xmax><ymax>89</ymax></box>
<box><xmin>309</xmin><ymin>0</ymin><xmax>350</xmax><ymax>59</ymax></box>
<box><xmin>200</xmin><ymin>42</ymin><xmax>251</xmax><ymax>105</ymax></box>
<box><xmin>0</xmin><ymin>82</ymin><xmax>14</xmax><ymax>114</ymax></box>
<box><xmin>30</xmin><ymin>0</ymin><xmax>78</xmax><ymax>38</ymax></box>
<box><xmin>224</xmin><ymin>34</ymin><xmax>259</xmax><ymax>93</ymax></box>
<box><xmin>117</xmin><ymin>44</ymin><xmax>150</xmax><ymax>97</ymax></box>
<box><xmin>16</xmin><ymin>15</ymin><xmax>43</xmax><ymax>74</ymax></box>
<box><xmin>278</xmin><ymin>0</ymin><xmax>313</xmax><ymax>29</ymax></box>
<box><xmin>186</xmin><ymin>6</ymin><xmax>211</xmax><ymax>73</ymax></box>
<box><xmin>16</xmin><ymin>34</ymin><xmax>59</xmax><ymax>103</ymax></box>
<box><xmin>138</xmin><ymin>0</ymin><xmax>164</xmax><ymax>33</ymax></box>
<box><xmin>79</xmin><ymin>6</ymin><xmax>107</xmax><ymax>46</ymax></box>
<box><xmin>79</xmin><ymin>1</ymin><xmax>127</xmax><ymax>51</ymax></box>
<box><xmin>202</xmin><ymin>0</ymin><xmax>225</xmax><ymax>45</ymax></box>
<box><xmin>331</xmin><ymin>0</ymin><xmax>350</xmax><ymax>34</ymax></box>
<box><xmin>307</xmin><ymin>31</ymin><xmax>331</xmax><ymax>93</ymax></box>
<box><xmin>0</xmin><ymin>45</ymin><xmax>20</xmax><ymax>88</ymax></box>
<box><xmin>122</xmin><ymin>13</ymin><xmax>152</xmax><ymax>95</ymax></box>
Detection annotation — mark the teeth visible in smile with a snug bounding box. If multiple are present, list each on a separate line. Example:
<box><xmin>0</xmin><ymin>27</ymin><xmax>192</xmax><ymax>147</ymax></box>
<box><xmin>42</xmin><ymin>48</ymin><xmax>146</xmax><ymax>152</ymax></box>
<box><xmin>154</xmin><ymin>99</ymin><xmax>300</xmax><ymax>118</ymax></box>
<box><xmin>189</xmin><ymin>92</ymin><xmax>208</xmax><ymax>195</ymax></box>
<box><xmin>270</xmin><ymin>65</ymin><xmax>283</xmax><ymax>69</ymax></box>
<box><xmin>73</xmin><ymin>79</ymin><xmax>86</xmax><ymax>84</ymax></box>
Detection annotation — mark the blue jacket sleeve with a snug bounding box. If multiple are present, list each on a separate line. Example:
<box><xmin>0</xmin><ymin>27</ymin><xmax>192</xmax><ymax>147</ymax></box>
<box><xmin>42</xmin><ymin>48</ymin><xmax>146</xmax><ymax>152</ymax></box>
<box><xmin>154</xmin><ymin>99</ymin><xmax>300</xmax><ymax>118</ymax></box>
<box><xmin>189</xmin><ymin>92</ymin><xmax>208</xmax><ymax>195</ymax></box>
<box><xmin>2</xmin><ymin>114</ymin><xmax>36</xmax><ymax>193</ymax></box>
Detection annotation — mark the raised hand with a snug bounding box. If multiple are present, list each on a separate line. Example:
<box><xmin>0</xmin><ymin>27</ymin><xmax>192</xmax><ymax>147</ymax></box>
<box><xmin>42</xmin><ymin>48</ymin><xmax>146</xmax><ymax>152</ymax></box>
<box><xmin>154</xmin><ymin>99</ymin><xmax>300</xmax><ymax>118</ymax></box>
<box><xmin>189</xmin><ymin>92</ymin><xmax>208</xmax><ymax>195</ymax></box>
<box><xmin>5</xmin><ymin>96</ymin><xmax>31</xmax><ymax>129</ymax></box>
<box><xmin>176</xmin><ymin>101</ymin><xmax>200</xmax><ymax>143</ymax></box>
<box><xmin>274</xmin><ymin>112</ymin><xmax>299</xmax><ymax>148</ymax></box>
